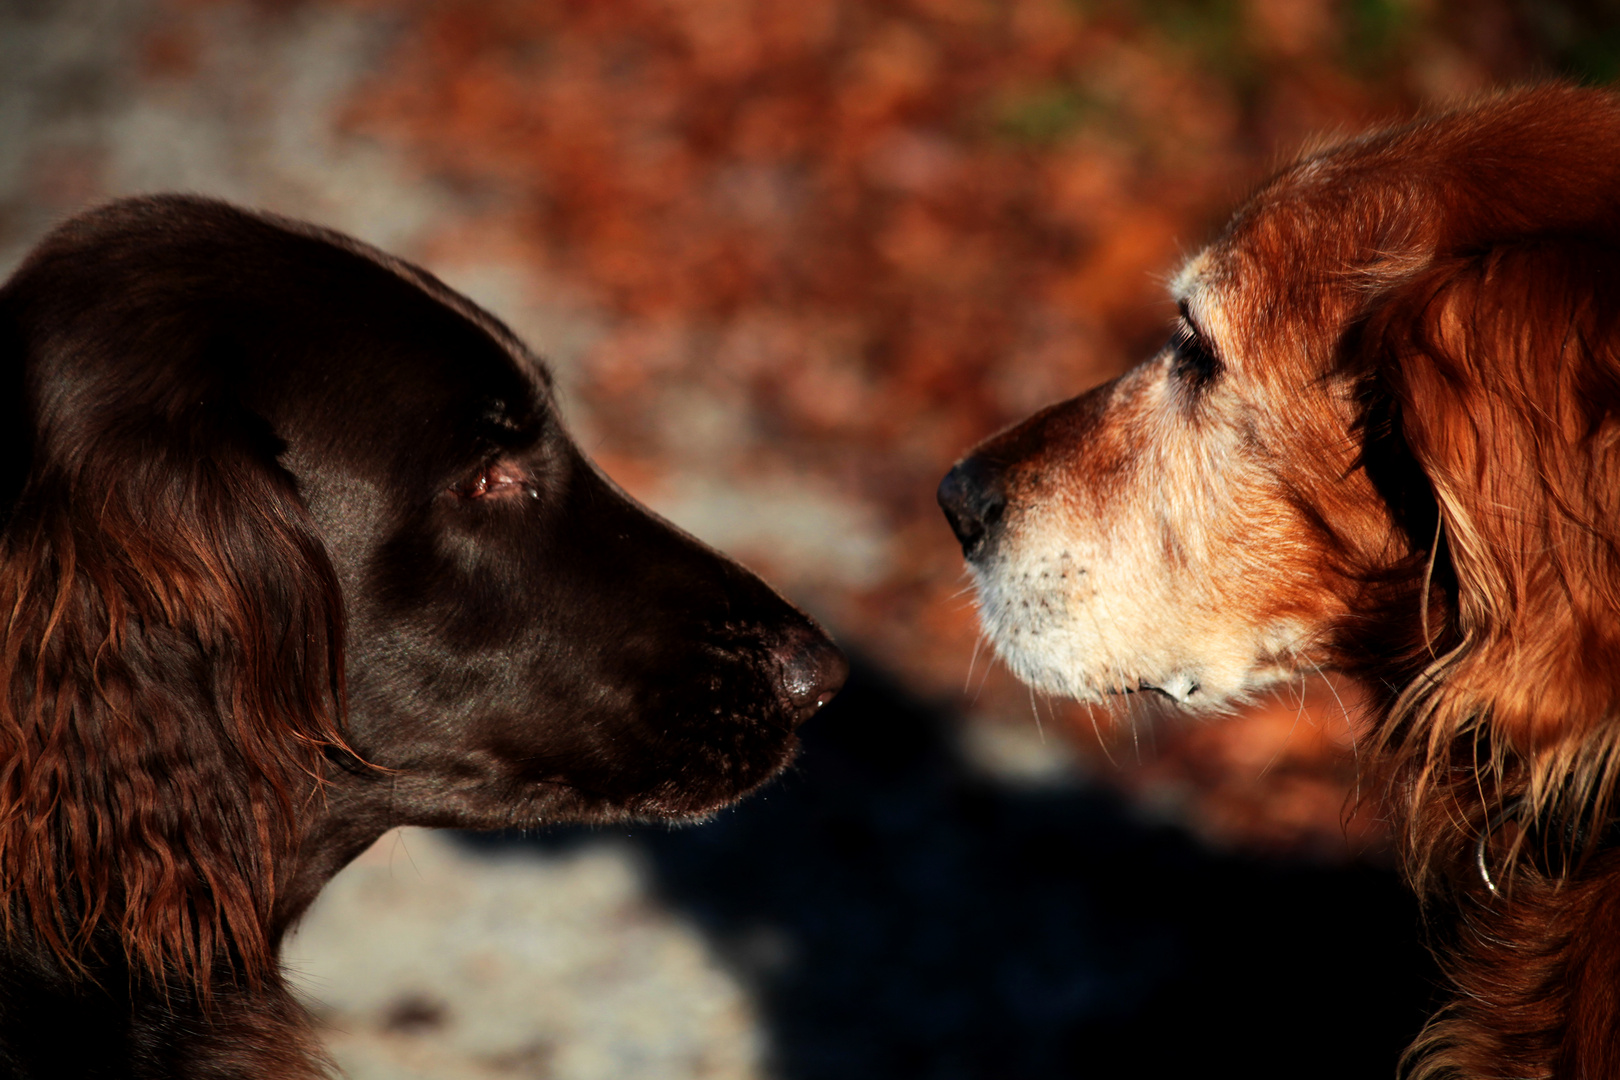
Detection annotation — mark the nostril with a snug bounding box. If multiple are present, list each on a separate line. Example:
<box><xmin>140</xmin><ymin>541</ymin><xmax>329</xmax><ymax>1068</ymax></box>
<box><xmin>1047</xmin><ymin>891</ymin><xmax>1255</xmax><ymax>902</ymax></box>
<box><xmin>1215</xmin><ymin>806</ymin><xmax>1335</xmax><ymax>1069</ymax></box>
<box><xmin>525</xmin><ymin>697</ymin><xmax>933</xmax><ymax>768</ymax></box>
<box><xmin>773</xmin><ymin>628</ymin><xmax>848</xmax><ymax>724</ymax></box>
<box><xmin>937</xmin><ymin>456</ymin><xmax>1006</xmax><ymax>558</ymax></box>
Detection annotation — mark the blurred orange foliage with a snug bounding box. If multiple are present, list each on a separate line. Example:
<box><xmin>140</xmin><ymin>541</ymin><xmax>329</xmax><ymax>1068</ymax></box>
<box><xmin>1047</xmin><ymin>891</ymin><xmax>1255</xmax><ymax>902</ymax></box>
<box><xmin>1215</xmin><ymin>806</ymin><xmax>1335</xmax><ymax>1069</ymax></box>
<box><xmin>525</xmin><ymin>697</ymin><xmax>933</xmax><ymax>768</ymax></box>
<box><xmin>205</xmin><ymin>0</ymin><xmax>1618</xmax><ymax>854</ymax></box>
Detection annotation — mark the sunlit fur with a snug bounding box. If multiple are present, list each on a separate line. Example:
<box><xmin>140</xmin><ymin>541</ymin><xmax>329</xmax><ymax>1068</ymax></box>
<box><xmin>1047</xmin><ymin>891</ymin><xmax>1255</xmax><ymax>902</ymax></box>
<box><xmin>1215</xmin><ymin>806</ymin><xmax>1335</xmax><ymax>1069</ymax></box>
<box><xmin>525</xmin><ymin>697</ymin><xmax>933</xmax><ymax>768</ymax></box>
<box><xmin>0</xmin><ymin>195</ymin><xmax>843</xmax><ymax>1078</ymax></box>
<box><xmin>0</xmin><ymin>439</ymin><xmax>349</xmax><ymax>992</ymax></box>
<box><xmin>953</xmin><ymin>85</ymin><xmax>1620</xmax><ymax>1078</ymax></box>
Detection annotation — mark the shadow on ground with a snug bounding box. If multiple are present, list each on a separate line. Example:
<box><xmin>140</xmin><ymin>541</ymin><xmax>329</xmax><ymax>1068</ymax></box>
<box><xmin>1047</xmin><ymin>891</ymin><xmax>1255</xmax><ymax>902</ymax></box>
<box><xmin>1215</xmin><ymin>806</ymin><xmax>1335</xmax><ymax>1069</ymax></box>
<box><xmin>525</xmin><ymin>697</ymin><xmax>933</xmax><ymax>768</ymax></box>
<box><xmin>463</xmin><ymin>662</ymin><xmax>1436</xmax><ymax>1080</ymax></box>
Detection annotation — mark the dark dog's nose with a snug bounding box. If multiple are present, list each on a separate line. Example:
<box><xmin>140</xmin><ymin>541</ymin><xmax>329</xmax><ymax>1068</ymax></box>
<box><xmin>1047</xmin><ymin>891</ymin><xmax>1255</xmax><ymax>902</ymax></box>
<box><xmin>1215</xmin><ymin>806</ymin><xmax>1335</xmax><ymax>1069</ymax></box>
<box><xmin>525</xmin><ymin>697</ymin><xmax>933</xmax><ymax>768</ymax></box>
<box><xmin>937</xmin><ymin>455</ymin><xmax>1006</xmax><ymax>558</ymax></box>
<box><xmin>773</xmin><ymin>626</ymin><xmax>848</xmax><ymax>725</ymax></box>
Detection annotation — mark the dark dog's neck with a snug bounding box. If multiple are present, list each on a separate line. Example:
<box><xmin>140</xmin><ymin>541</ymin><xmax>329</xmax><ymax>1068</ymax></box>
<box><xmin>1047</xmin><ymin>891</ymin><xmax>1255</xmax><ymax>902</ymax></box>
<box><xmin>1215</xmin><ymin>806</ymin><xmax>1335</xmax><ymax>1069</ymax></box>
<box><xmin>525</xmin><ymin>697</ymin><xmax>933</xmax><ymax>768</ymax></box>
<box><xmin>0</xmin><ymin>784</ymin><xmax>388</xmax><ymax>1080</ymax></box>
<box><xmin>272</xmin><ymin>780</ymin><xmax>393</xmax><ymax>944</ymax></box>
<box><xmin>0</xmin><ymin>932</ymin><xmax>326</xmax><ymax>1079</ymax></box>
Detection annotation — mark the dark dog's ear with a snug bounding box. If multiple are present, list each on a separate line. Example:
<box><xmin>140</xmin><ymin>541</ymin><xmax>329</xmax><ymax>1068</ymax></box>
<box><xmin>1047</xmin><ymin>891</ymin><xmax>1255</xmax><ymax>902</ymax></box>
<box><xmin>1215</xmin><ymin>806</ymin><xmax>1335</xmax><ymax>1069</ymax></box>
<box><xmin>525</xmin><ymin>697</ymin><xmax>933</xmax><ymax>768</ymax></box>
<box><xmin>1360</xmin><ymin>239</ymin><xmax>1620</xmax><ymax>850</ymax></box>
<box><xmin>0</xmin><ymin>398</ymin><xmax>349</xmax><ymax>992</ymax></box>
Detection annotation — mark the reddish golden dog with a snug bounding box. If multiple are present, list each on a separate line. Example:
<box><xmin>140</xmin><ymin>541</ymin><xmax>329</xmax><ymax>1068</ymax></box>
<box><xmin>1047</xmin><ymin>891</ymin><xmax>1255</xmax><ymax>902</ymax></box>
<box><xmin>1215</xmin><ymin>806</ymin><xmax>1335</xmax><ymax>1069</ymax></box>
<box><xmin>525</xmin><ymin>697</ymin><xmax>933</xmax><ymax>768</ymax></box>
<box><xmin>940</xmin><ymin>85</ymin><xmax>1620</xmax><ymax>1078</ymax></box>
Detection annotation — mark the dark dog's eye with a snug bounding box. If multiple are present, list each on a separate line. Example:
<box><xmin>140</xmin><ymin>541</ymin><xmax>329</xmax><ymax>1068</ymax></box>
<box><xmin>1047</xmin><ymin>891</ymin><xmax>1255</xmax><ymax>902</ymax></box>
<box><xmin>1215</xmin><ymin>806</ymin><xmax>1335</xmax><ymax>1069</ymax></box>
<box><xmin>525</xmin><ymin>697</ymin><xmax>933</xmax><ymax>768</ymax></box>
<box><xmin>451</xmin><ymin>458</ymin><xmax>534</xmax><ymax>501</ymax></box>
<box><xmin>1169</xmin><ymin>306</ymin><xmax>1221</xmax><ymax>391</ymax></box>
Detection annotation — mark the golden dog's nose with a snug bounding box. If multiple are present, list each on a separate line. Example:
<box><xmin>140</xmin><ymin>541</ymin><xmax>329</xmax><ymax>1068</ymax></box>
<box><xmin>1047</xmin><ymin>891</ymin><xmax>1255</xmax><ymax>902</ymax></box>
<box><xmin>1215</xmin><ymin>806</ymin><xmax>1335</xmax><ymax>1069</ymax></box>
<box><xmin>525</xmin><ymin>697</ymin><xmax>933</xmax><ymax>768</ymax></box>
<box><xmin>937</xmin><ymin>455</ymin><xmax>1006</xmax><ymax>559</ymax></box>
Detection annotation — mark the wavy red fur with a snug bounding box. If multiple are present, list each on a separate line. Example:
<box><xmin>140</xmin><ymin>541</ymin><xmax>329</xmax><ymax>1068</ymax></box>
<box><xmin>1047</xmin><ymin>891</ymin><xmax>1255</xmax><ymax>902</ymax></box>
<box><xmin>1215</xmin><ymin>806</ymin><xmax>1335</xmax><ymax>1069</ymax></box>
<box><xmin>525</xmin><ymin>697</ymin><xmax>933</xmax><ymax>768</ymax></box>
<box><xmin>0</xmin><ymin>434</ymin><xmax>348</xmax><ymax>994</ymax></box>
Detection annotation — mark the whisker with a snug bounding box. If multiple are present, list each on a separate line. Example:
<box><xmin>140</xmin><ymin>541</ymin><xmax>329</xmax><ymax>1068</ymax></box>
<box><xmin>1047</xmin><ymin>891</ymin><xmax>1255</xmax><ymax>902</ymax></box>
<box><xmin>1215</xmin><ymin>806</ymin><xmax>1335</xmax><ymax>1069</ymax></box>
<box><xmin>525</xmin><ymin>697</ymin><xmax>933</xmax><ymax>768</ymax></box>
<box><xmin>964</xmin><ymin>634</ymin><xmax>984</xmax><ymax>695</ymax></box>
<box><xmin>1257</xmin><ymin>679</ymin><xmax>1309</xmax><ymax>780</ymax></box>
<box><xmin>970</xmin><ymin>633</ymin><xmax>996</xmax><ymax>704</ymax></box>
<box><xmin>1088</xmin><ymin>705</ymin><xmax>1121</xmax><ymax>769</ymax></box>
<box><xmin>1309</xmin><ymin>660</ymin><xmax>1360</xmax><ymax>806</ymax></box>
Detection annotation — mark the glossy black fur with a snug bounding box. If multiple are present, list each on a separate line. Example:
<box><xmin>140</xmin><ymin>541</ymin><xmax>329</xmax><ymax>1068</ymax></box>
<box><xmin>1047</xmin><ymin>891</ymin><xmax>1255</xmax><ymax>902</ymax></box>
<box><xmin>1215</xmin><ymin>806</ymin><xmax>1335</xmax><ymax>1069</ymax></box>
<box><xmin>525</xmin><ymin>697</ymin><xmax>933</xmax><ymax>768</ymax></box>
<box><xmin>0</xmin><ymin>195</ymin><xmax>844</xmax><ymax>1077</ymax></box>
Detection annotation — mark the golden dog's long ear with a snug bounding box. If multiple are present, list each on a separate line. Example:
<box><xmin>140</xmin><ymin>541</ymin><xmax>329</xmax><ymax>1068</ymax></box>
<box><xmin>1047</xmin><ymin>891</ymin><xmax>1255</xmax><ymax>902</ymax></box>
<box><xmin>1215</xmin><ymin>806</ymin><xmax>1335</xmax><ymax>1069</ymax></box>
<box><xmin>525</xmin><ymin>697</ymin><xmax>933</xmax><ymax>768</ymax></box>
<box><xmin>1362</xmin><ymin>238</ymin><xmax>1620</xmax><ymax>828</ymax></box>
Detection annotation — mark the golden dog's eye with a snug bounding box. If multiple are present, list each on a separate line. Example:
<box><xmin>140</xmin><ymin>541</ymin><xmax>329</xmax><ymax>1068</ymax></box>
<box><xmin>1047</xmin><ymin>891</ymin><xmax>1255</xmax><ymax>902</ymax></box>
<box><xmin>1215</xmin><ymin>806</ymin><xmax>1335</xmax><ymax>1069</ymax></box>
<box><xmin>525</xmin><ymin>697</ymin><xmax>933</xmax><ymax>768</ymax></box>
<box><xmin>1169</xmin><ymin>308</ymin><xmax>1221</xmax><ymax>391</ymax></box>
<box><xmin>452</xmin><ymin>458</ymin><xmax>533</xmax><ymax>500</ymax></box>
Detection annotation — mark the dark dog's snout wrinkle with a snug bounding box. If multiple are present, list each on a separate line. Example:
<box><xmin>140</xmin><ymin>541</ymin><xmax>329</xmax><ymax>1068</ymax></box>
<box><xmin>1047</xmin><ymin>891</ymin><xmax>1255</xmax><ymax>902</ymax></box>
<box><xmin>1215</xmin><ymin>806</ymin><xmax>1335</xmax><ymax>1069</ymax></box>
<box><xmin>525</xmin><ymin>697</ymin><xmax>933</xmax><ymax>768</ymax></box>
<box><xmin>771</xmin><ymin>625</ymin><xmax>848</xmax><ymax>725</ymax></box>
<box><xmin>937</xmin><ymin>455</ymin><xmax>1006</xmax><ymax>559</ymax></box>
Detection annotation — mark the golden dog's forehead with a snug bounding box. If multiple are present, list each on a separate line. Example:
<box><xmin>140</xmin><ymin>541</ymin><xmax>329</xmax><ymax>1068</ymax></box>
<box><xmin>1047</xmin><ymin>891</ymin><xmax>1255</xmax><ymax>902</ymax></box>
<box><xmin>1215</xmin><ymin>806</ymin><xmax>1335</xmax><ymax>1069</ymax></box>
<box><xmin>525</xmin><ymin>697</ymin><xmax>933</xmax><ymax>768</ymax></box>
<box><xmin>1169</xmin><ymin>248</ymin><xmax>1213</xmax><ymax>302</ymax></box>
<box><xmin>1169</xmin><ymin>249</ymin><xmax>1231</xmax><ymax>319</ymax></box>
<box><xmin>1168</xmin><ymin>248</ymin><xmax>1244</xmax><ymax>365</ymax></box>
<box><xmin>1166</xmin><ymin>156</ymin><xmax>1411</xmax><ymax>382</ymax></box>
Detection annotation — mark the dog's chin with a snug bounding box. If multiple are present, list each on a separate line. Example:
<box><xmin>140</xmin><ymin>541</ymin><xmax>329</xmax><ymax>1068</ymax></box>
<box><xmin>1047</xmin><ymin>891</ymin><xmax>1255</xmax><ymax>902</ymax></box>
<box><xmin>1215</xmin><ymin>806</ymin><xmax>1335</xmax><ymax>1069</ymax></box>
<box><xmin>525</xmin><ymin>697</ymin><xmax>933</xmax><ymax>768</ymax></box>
<box><xmin>1013</xmin><ymin>665</ymin><xmax>1219</xmax><ymax>711</ymax></box>
<box><xmin>634</xmin><ymin>740</ymin><xmax>804</xmax><ymax>822</ymax></box>
<box><xmin>1108</xmin><ymin>678</ymin><xmax>1203</xmax><ymax>705</ymax></box>
<box><xmin>510</xmin><ymin>732</ymin><xmax>803</xmax><ymax>828</ymax></box>
<box><xmin>981</xmin><ymin>616</ymin><xmax>1293</xmax><ymax>717</ymax></box>
<box><xmin>972</xmin><ymin>565</ymin><xmax>1314</xmax><ymax>715</ymax></box>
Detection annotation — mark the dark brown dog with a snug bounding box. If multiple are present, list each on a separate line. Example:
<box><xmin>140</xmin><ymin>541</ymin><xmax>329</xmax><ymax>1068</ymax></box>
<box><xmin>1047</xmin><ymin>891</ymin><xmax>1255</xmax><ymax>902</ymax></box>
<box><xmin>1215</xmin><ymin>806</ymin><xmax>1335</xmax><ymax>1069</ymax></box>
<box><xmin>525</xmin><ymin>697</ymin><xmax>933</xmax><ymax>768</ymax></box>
<box><xmin>0</xmin><ymin>195</ymin><xmax>844</xmax><ymax>1078</ymax></box>
<box><xmin>940</xmin><ymin>85</ymin><xmax>1620</xmax><ymax>1078</ymax></box>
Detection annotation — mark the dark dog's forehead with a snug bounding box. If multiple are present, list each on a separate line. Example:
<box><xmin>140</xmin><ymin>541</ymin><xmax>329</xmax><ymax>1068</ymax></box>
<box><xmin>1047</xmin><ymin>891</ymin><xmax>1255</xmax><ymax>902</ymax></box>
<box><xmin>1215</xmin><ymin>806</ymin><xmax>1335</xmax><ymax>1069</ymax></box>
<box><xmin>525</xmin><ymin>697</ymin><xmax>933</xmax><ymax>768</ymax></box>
<box><xmin>233</xmin><ymin>228</ymin><xmax>556</xmax><ymax>490</ymax></box>
<box><xmin>5</xmin><ymin>196</ymin><xmax>553</xmax><ymax>497</ymax></box>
